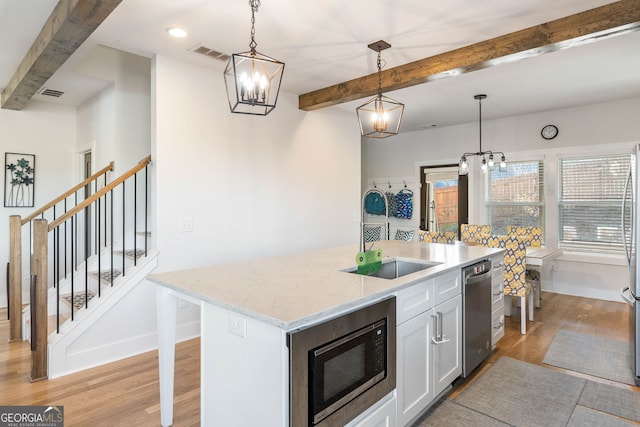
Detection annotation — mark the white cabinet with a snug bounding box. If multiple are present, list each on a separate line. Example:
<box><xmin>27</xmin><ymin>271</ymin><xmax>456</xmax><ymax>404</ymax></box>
<box><xmin>490</xmin><ymin>254</ymin><xmax>505</xmax><ymax>348</ymax></box>
<box><xmin>346</xmin><ymin>392</ymin><xmax>397</xmax><ymax>427</ymax></box>
<box><xmin>433</xmin><ymin>294</ymin><xmax>462</xmax><ymax>396</ymax></box>
<box><xmin>395</xmin><ymin>270</ymin><xmax>462</xmax><ymax>427</ymax></box>
<box><xmin>397</xmin><ymin>309</ymin><xmax>434</xmax><ymax>424</ymax></box>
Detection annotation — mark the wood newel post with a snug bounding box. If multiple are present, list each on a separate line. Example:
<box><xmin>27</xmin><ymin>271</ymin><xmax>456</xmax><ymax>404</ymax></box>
<box><xmin>30</xmin><ymin>218</ymin><xmax>48</xmax><ymax>381</ymax></box>
<box><xmin>9</xmin><ymin>215</ymin><xmax>22</xmax><ymax>341</ymax></box>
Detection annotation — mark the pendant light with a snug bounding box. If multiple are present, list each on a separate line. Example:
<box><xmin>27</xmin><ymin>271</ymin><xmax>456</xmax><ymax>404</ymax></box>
<box><xmin>356</xmin><ymin>41</ymin><xmax>404</xmax><ymax>138</ymax></box>
<box><xmin>224</xmin><ymin>0</ymin><xmax>285</xmax><ymax>116</ymax></box>
<box><xmin>458</xmin><ymin>94</ymin><xmax>507</xmax><ymax>175</ymax></box>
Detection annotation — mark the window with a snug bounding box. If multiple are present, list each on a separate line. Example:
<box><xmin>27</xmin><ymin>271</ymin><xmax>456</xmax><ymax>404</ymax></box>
<box><xmin>559</xmin><ymin>154</ymin><xmax>631</xmax><ymax>253</ymax></box>
<box><xmin>486</xmin><ymin>160</ymin><xmax>544</xmax><ymax>236</ymax></box>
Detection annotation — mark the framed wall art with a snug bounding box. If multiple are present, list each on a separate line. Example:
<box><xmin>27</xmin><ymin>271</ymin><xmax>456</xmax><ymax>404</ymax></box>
<box><xmin>4</xmin><ymin>152</ymin><xmax>35</xmax><ymax>207</ymax></box>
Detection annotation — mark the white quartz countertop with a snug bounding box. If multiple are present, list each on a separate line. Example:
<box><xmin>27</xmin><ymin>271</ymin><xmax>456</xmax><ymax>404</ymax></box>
<box><xmin>147</xmin><ymin>240</ymin><xmax>502</xmax><ymax>330</ymax></box>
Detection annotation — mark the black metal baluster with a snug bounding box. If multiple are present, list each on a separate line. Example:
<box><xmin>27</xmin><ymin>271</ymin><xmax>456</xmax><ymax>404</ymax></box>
<box><xmin>97</xmin><ymin>196</ymin><xmax>101</xmax><ymax>297</ymax></box>
<box><xmin>74</xmin><ymin>193</ymin><xmax>78</xmax><ymax>270</ymax></box>
<box><xmin>53</xmin><ymin>206</ymin><xmax>57</xmax><ymax>288</ymax></box>
<box><xmin>145</xmin><ymin>164</ymin><xmax>148</xmax><ymax>256</ymax></box>
<box><xmin>122</xmin><ymin>181</ymin><xmax>126</xmax><ymax>276</ymax></box>
<box><xmin>84</xmin><ymin>205</ymin><xmax>89</xmax><ymax>308</ymax></box>
<box><xmin>64</xmin><ymin>199</ymin><xmax>67</xmax><ymax>279</ymax></box>
<box><xmin>56</xmin><ymin>224</ymin><xmax>60</xmax><ymax>333</ymax></box>
<box><xmin>110</xmin><ymin>189</ymin><xmax>114</xmax><ymax>286</ymax></box>
<box><xmin>103</xmin><ymin>174</ymin><xmax>107</xmax><ymax>250</ymax></box>
<box><xmin>71</xmin><ymin>216</ymin><xmax>75</xmax><ymax>320</ymax></box>
<box><xmin>134</xmin><ymin>172</ymin><xmax>138</xmax><ymax>266</ymax></box>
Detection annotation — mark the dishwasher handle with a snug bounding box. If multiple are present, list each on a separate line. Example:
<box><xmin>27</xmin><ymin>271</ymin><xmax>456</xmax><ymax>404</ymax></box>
<box><xmin>465</xmin><ymin>269</ymin><xmax>492</xmax><ymax>285</ymax></box>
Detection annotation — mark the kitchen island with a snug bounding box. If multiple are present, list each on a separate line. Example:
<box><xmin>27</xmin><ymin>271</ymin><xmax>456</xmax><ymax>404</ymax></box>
<box><xmin>148</xmin><ymin>240</ymin><xmax>502</xmax><ymax>427</ymax></box>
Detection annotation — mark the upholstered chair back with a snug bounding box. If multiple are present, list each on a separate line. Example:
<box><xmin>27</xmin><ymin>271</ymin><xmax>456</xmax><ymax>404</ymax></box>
<box><xmin>507</xmin><ymin>226</ymin><xmax>543</xmax><ymax>247</ymax></box>
<box><xmin>460</xmin><ymin>224</ymin><xmax>491</xmax><ymax>244</ymax></box>
<box><xmin>481</xmin><ymin>234</ymin><xmax>530</xmax><ymax>298</ymax></box>
<box><xmin>419</xmin><ymin>230</ymin><xmax>456</xmax><ymax>244</ymax></box>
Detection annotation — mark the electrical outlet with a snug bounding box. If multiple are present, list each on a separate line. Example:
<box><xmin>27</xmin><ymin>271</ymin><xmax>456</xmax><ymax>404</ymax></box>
<box><xmin>179</xmin><ymin>217</ymin><xmax>193</xmax><ymax>233</ymax></box>
<box><xmin>228</xmin><ymin>315</ymin><xmax>247</xmax><ymax>338</ymax></box>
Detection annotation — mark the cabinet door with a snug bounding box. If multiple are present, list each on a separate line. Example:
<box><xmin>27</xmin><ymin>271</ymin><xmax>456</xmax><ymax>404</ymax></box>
<box><xmin>396</xmin><ymin>310</ymin><xmax>433</xmax><ymax>426</ymax></box>
<box><xmin>345</xmin><ymin>392</ymin><xmax>397</xmax><ymax>427</ymax></box>
<box><xmin>433</xmin><ymin>294</ymin><xmax>462</xmax><ymax>397</ymax></box>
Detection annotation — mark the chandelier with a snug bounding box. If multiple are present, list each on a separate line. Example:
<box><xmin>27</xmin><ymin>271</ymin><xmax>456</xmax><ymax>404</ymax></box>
<box><xmin>356</xmin><ymin>41</ymin><xmax>404</xmax><ymax>138</ymax></box>
<box><xmin>224</xmin><ymin>0</ymin><xmax>285</xmax><ymax>116</ymax></box>
<box><xmin>458</xmin><ymin>94</ymin><xmax>506</xmax><ymax>175</ymax></box>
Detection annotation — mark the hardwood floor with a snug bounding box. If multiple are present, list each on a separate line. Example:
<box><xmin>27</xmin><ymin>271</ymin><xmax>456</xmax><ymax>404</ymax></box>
<box><xmin>449</xmin><ymin>291</ymin><xmax>637</xmax><ymax>401</ymax></box>
<box><xmin>0</xmin><ymin>292</ymin><xmax>635</xmax><ymax>426</ymax></box>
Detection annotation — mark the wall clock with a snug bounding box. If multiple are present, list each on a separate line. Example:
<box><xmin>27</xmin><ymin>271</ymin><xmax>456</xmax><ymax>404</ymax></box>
<box><xmin>541</xmin><ymin>124</ymin><xmax>558</xmax><ymax>140</ymax></box>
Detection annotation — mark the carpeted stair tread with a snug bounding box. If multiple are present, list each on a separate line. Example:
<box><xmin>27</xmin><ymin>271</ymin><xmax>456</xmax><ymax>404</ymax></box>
<box><xmin>60</xmin><ymin>291</ymin><xmax>97</xmax><ymax>310</ymax></box>
<box><xmin>89</xmin><ymin>269</ymin><xmax>123</xmax><ymax>284</ymax></box>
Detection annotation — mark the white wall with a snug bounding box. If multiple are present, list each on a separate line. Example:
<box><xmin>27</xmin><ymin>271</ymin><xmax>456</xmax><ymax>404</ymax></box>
<box><xmin>76</xmin><ymin>45</ymin><xmax>151</xmax><ymax>174</ymax></box>
<box><xmin>363</xmin><ymin>96</ymin><xmax>640</xmax><ymax>301</ymax></box>
<box><xmin>152</xmin><ymin>55</ymin><xmax>361</xmax><ymax>274</ymax></box>
<box><xmin>0</xmin><ymin>102</ymin><xmax>76</xmax><ymax>307</ymax></box>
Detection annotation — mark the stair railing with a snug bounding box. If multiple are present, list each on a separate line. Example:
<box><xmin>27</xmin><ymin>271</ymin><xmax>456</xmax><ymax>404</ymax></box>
<box><xmin>29</xmin><ymin>155</ymin><xmax>151</xmax><ymax>380</ymax></box>
<box><xmin>8</xmin><ymin>162</ymin><xmax>114</xmax><ymax>342</ymax></box>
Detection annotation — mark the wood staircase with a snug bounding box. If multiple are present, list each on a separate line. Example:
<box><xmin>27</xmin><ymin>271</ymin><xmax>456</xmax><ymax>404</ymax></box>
<box><xmin>8</xmin><ymin>156</ymin><xmax>153</xmax><ymax>380</ymax></box>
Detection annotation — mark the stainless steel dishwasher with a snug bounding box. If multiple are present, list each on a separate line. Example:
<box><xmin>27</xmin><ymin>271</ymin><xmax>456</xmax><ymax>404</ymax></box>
<box><xmin>462</xmin><ymin>259</ymin><xmax>492</xmax><ymax>377</ymax></box>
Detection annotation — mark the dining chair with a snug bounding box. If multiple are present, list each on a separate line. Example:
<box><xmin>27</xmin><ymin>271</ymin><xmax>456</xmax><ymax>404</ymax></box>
<box><xmin>418</xmin><ymin>230</ymin><xmax>456</xmax><ymax>244</ymax></box>
<box><xmin>481</xmin><ymin>234</ymin><xmax>534</xmax><ymax>334</ymax></box>
<box><xmin>460</xmin><ymin>224</ymin><xmax>491</xmax><ymax>244</ymax></box>
<box><xmin>508</xmin><ymin>226</ymin><xmax>543</xmax><ymax>308</ymax></box>
<box><xmin>507</xmin><ymin>226</ymin><xmax>543</xmax><ymax>247</ymax></box>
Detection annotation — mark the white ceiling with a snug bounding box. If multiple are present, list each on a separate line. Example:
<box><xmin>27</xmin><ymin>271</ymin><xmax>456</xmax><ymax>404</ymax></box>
<box><xmin>2</xmin><ymin>0</ymin><xmax>640</xmax><ymax>132</ymax></box>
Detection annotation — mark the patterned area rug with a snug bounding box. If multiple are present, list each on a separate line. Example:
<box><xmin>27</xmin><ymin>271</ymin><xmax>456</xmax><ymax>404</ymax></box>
<box><xmin>543</xmin><ymin>329</ymin><xmax>635</xmax><ymax>385</ymax></box>
<box><xmin>414</xmin><ymin>357</ymin><xmax>640</xmax><ymax>427</ymax></box>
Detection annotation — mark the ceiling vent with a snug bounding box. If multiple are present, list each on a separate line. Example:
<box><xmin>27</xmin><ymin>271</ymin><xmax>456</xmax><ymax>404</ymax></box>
<box><xmin>40</xmin><ymin>88</ymin><xmax>64</xmax><ymax>98</ymax></box>
<box><xmin>189</xmin><ymin>44</ymin><xmax>231</xmax><ymax>62</ymax></box>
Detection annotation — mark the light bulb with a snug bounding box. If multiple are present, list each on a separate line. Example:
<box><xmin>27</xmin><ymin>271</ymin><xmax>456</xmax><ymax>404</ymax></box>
<box><xmin>481</xmin><ymin>157</ymin><xmax>488</xmax><ymax>173</ymax></box>
<box><xmin>499</xmin><ymin>155</ymin><xmax>507</xmax><ymax>171</ymax></box>
<box><xmin>459</xmin><ymin>156</ymin><xmax>468</xmax><ymax>176</ymax></box>
<box><xmin>488</xmin><ymin>154</ymin><xmax>495</xmax><ymax>170</ymax></box>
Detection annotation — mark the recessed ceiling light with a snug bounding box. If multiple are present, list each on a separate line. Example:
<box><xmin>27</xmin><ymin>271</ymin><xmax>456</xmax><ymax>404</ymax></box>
<box><xmin>166</xmin><ymin>27</ymin><xmax>188</xmax><ymax>38</ymax></box>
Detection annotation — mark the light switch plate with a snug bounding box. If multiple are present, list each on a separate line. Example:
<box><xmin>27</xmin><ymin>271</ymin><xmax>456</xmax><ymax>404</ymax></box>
<box><xmin>179</xmin><ymin>217</ymin><xmax>193</xmax><ymax>233</ymax></box>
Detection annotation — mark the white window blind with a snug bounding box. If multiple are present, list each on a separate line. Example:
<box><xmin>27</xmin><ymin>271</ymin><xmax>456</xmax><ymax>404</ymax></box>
<box><xmin>486</xmin><ymin>160</ymin><xmax>545</xmax><ymax>236</ymax></box>
<box><xmin>558</xmin><ymin>154</ymin><xmax>631</xmax><ymax>253</ymax></box>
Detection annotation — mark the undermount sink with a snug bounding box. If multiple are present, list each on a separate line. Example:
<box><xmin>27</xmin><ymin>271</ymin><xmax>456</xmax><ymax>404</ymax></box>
<box><xmin>343</xmin><ymin>258</ymin><xmax>442</xmax><ymax>280</ymax></box>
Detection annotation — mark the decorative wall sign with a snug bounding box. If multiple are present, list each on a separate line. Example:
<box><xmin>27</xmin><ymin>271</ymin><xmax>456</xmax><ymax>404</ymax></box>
<box><xmin>4</xmin><ymin>152</ymin><xmax>35</xmax><ymax>207</ymax></box>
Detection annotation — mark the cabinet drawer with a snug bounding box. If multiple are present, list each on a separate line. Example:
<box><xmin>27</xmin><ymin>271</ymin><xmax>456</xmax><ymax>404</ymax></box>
<box><xmin>395</xmin><ymin>279</ymin><xmax>434</xmax><ymax>325</ymax></box>
<box><xmin>490</xmin><ymin>255</ymin><xmax>504</xmax><ymax>275</ymax></box>
<box><xmin>433</xmin><ymin>270</ymin><xmax>461</xmax><ymax>306</ymax></box>
<box><xmin>491</xmin><ymin>279</ymin><xmax>504</xmax><ymax>309</ymax></box>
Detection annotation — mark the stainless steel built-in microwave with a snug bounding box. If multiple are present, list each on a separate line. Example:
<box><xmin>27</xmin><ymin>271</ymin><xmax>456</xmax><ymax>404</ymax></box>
<box><xmin>288</xmin><ymin>297</ymin><xmax>396</xmax><ymax>426</ymax></box>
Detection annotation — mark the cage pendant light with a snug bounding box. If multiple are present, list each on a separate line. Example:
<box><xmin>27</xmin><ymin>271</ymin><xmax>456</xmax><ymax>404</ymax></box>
<box><xmin>458</xmin><ymin>94</ymin><xmax>507</xmax><ymax>175</ymax></box>
<box><xmin>224</xmin><ymin>0</ymin><xmax>285</xmax><ymax>116</ymax></box>
<box><xmin>356</xmin><ymin>41</ymin><xmax>404</xmax><ymax>138</ymax></box>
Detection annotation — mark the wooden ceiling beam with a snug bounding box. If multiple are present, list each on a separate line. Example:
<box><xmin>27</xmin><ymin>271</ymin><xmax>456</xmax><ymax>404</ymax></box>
<box><xmin>1</xmin><ymin>0</ymin><xmax>123</xmax><ymax>111</ymax></box>
<box><xmin>299</xmin><ymin>0</ymin><xmax>640</xmax><ymax>111</ymax></box>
